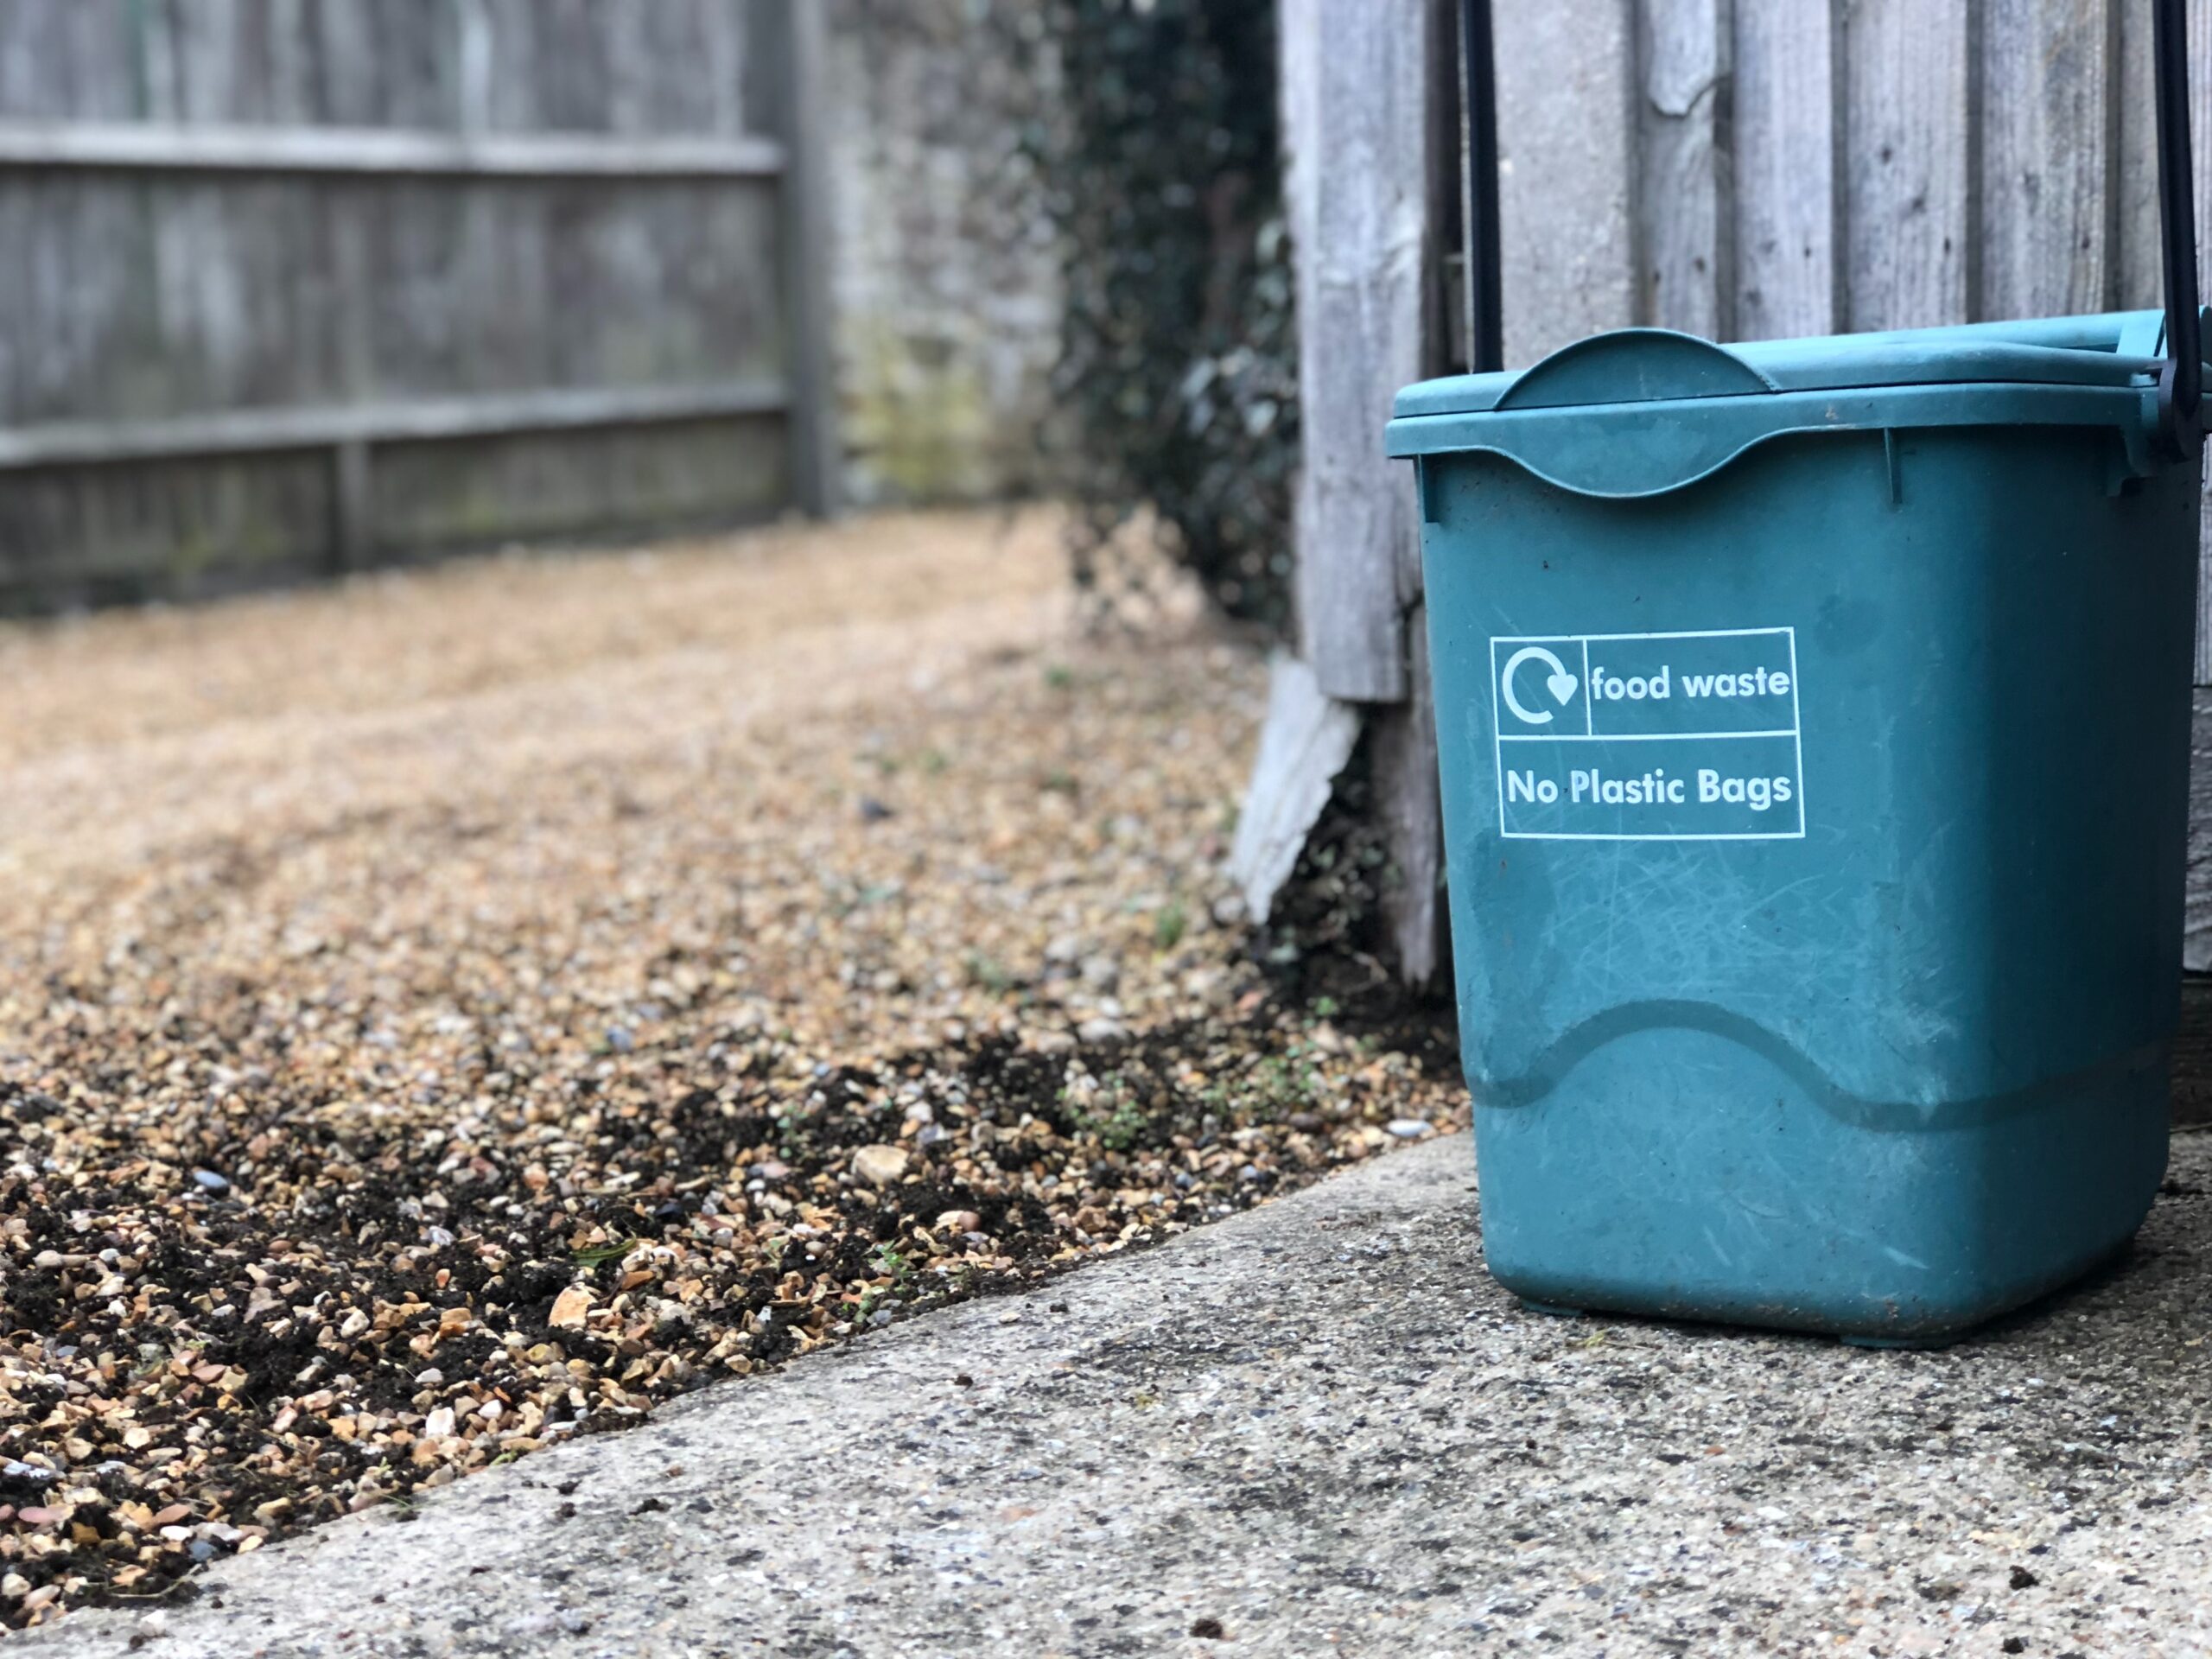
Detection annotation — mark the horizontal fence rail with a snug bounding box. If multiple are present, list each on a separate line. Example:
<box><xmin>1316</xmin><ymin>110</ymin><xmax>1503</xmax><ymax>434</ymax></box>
<box><xmin>0</xmin><ymin>381</ymin><xmax>791</xmax><ymax>470</ymax></box>
<box><xmin>0</xmin><ymin>121</ymin><xmax>785</xmax><ymax>179</ymax></box>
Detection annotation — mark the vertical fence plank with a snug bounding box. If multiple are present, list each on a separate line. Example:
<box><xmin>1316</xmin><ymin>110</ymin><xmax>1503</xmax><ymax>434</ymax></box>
<box><xmin>264</xmin><ymin>0</ymin><xmax>317</xmax><ymax>126</ymax></box>
<box><xmin>1495</xmin><ymin>0</ymin><xmax>1637</xmax><ymax>365</ymax></box>
<box><xmin>456</xmin><ymin>0</ymin><xmax>494</xmax><ymax>134</ymax></box>
<box><xmin>1733</xmin><ymin>0</ymin><xmax>1840</xmax><ymax>339</ymax></box>
<box><xmin>606</xmin><ymin>8</ymin><xmax>652</xmax><ymax>137</ymax></box>
<box><xmin>139</xmin><ymin>0</ymin><xmax>181</xmax><ymax>122</ymax></box>
<box><xmin>0</xmin><ymin>3</ymin><xmax>126</xmax><ymax>121</ymax></box>
<box><xmin>1980</xmin><ymin>0</ymin><xmax>2119</xmax><ymax>320</ymax></box>
<box><xmin>173</xmin><ymin>0</ymin><xmax>244</xmax><ymax>124</ymax></box>
<box><xmin>1284</xmin><ymin>0</ymin><xmax>1444</xmax><ymax>702</ymax></box>
<box><xmin>537</xmin><ymin>0</ymin><xmax>610</xmax><ymax>132</ymax></box>
<box><xmin>1372</xmin><ymin>0</ymin><xmax>1459</xmax><ymax>988</ymax></box>
<box><xmin>1840</xmin><ymin>0</ymin><xmax>1975</xmax><ymax>330</ymax></box>
<box><xmin>779</xmin><ymin>0</ymin><xmax>839</xmax><ymax>518</ymax></box>
<box><xmin>706</xmin><ymin>0</ymin><xmax>746</xmax><ymax>137</ymax></box>
<box><xmin>309</xmin><ymin>0</ymin><xmax>374</xmax><ymax>125</ymax></box>
<box><xmin>1370</xmin><ymin>601</ymin><xmax>1446</xmax><ymax>988</ymax></box>
<box><xmin>475</xmin><ymin>0</ymin><xmax>531</xmax><ymax>133</ymax></box>
<box><xmin>2115</xmin><ymin>0</ymin><xmax>2164</xmax><ymax>309</ymax></box>
<box><xmin>1276</xmin><ymin>0</ymin><xmax>1452</xmax><ymax>982</ymax></box>
<box><xmin>1638</xmin><ymin>0</ymin><xmax>1733</xmax><ymax>339</ymax></box>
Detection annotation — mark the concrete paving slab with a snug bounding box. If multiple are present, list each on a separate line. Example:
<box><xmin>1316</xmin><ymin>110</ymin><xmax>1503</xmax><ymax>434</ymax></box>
<box><xmin>28</xmin><ymin>1131</ymin><xmax>2212</xmax><ymax>1658</ymax></box>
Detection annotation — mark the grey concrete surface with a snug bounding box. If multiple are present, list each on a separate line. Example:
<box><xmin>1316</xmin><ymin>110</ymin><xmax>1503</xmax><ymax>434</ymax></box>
<box><xmin>29</xmin><ymin>1131</ymin><xmax>2212</xmax><ymax>1659</ymax></box>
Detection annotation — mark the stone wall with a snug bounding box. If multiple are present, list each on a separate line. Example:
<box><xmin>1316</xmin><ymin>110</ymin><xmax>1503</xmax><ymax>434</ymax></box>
<box><xmin>823</xmin><ymin>3</ymin><xmax>1062</xmax><ymax>506</ymax></box>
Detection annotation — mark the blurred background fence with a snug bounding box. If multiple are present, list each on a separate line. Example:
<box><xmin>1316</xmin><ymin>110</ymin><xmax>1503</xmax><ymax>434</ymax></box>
<box><xmin>0</xmin><ymin>0</ymin><xmax>844</xmax><ymax>609</ymax></box>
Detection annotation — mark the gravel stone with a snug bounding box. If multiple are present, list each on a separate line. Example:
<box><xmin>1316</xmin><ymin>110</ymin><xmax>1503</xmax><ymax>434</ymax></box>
<box><xmin>850</xmin><ymin>1145</ymin><xmax>911</xmax><ymax>1187</ymax></box>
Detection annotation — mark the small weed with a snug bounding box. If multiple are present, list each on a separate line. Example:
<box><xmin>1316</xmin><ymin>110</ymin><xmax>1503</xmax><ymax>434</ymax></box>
<box><xmin>963</xmin><ymin>950</ymin><xmax>1013</xmax><ymax>994</ymax></box>
<box><xmin>1068</xmin><ymin>1072</ymin><xmax>1150</xmax><ymax>1152</ymax></box>
<box><xmin>1041</xmin><ymin>767</ymin><xmax>1079</xmax><ymax>796</ymax></box>
<box><xmin>1153</xmin><ymin>899</ymin><xmax>1188</xmax><ymax>952</ymax></box>
<box><xmin>572</xmin><ymin>1236</ymin><xmax>644</xmax><ymax>1268</ymax></box>
<box><xmin>1045</xmin><ymin>664</ymin><xmax>1076</xmax><ymax>691</ymax></box>
<box><xmin>918</xmin><ymin>747</ymin><xmax>951</xmax><ymax>775</ymax></box>
<box><xmin>1312</xmin><ymin>995</ymin><xmax>1338</xmax><ymax>1019</ymax></box>
<box><xmin>1246</xmin><ymin>1053</ymin><xmax>1320</xmax><ymax>1122</ymax></box>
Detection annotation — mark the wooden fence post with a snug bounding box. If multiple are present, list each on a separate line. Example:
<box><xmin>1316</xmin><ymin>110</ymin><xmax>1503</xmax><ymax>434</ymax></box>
<box><xmin>1252</xmin><ymin>0</ymin><xmax>1453</xmax><ymax>985</ymax></box>
<box><xmin>778</xmin><ymin>0</ymin><xmax>841</xmax><ymax>519</ymax></box>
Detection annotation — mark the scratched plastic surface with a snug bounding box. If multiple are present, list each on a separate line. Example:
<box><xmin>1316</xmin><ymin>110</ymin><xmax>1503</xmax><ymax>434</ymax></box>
<box><xmin>1386</xmin><ymin>312</ymin><xmax>2202</xmax><ymax>1343</ymax></box>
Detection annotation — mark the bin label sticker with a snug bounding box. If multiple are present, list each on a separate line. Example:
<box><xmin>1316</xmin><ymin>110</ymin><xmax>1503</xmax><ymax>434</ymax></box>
<box><xmin>1490</xmin><ymin>627</ymin><xmax>1804</xmax><ymax>841</ymax></box>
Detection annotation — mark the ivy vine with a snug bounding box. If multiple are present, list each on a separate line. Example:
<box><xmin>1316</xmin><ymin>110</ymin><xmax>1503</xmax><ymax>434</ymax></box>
<box><xmin>1003</xmin><ymin>0</ymin><xmax>1298</xmax><ymax>633</ymax></box>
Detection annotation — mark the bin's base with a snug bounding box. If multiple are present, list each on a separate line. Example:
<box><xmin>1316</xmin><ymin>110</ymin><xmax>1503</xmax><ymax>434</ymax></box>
<box><xmin>1472</xmin><ymin>1022</ymin><xmax>2171</xmax><ymax>1345</ymax></box>
<box><xmin>1519</xmin><ymin>1298</ymin><xmax>1978</xmax><ymax>1350</ymax></box>
<box><xmin>1838</xmin><ymin>1332</ymin><xmax>1952</xmax><ymax>1351</ymax></box>
<box><xmin>1516</xmin><ymin>1300</ymin><xmax>1589</xmax><ymax>1321</ymax></box>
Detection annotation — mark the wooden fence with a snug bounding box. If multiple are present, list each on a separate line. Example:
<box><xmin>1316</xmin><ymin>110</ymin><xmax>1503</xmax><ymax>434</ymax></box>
<box><xmin>1272</xmin><ymin>0</ymin><xmax>2212</xmax><ymax>978</ymax></box>
<box><xmin>0</xmin><ymin>0</ymin><xmax>835</xmax><ymax>611</ymax></box>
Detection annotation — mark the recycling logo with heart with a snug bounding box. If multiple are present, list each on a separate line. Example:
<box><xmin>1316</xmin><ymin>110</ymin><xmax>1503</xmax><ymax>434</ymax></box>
<box><xmin>1498</xmin><ymin>645</ymin><xmax>1581</xmax><ymax>726</ymax></box>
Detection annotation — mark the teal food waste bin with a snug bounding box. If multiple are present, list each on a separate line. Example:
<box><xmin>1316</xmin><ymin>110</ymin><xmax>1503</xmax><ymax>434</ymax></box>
<box><xmin>1390</xmin><ymin>313</ymin><xmax>2200</xmax><ymax>1344</ymax></box>
<box><xmin>1389</xmin><ymin>1</ymin><xmax>2208</xmax><ymax>1345</ymax></box>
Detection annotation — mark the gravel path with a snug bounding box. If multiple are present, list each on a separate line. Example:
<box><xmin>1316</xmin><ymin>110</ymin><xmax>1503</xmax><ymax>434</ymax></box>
<box><xmin>0</xmin><ymin>511</ymin><xmax>1461</xmax><ymax>1627</ymax></box>
<box><xmin>22</xmin><ymin>1130</ymin><xmax>2212</xmax><ymax>1659</ymax></box>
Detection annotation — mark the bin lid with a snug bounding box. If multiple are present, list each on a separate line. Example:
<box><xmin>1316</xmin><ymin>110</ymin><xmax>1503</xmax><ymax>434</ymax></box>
<box><xmin>1385</xmin><ymin>308</ymin><xmax>2204</xmax><ymax>499</ymax></box>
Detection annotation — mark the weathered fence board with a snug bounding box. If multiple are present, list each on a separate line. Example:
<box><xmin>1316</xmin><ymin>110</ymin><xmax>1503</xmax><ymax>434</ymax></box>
<box><xmin>2115</xmin><ymin>0</ymin><xmax>2165</xmax><ymax>308</ymax></box>
<box><xmin>0</xmin><ymin>124</ymin><xmax>784</xmax><ymax>175</ymax></box>
<box><xmin>1283</xmin><ymin>0</ymin><xmax>1439</xmax><ymax>706</ymax></box>
<box><xmin>1732</xmin><ymin>0</ymin><xmax>1840</xmax><ymax>339</ymax></box>
<box><xmin>370</xmin><ymin>415</ymin><xmax>788</xmax><ymax>554</ymax></box>
<box><xmin>1495</xmin><ymin>1</ymin><xmax>1636</xmax><ymax>365</ymax></box>
<box><xmin>0</xmin><ymin>382</ymin><xmax>787</xmax><ymax>468</ymax></box>
<box><xmin>1840</xmin><ymin>0</ymin><xmax>1975</xmax><ymax>332</ymax></box>
<box><xmin>1269</xmin><ymin>0</ymin><xmax>1458</xmax><ymax>981</ymax></box>
<box><xmin>1638</xmin><ymin>0</ymin><xmax>1733</xmax><ymax>339</ymax></box>
<box><xmin>0</xmin><ymin>0</ymin><xmax>828</xmax><ymax>610</ymax></box>
<box><xmin>1980</xmin><ymin>0</ymin><xmax>2120</xmax><ymax>319</ymax></box>
<box><xmin>764</xmin><ymin>0</ymin><xmax>841</xmax><ymax>518</ymax></box>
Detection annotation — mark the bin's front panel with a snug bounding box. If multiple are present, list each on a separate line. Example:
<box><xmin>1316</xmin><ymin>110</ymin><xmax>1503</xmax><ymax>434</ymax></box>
<box><xmin>1420</xmin><ymin>423</ymin><xmax>2195</xmax><ymax>1335</ymax></box>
